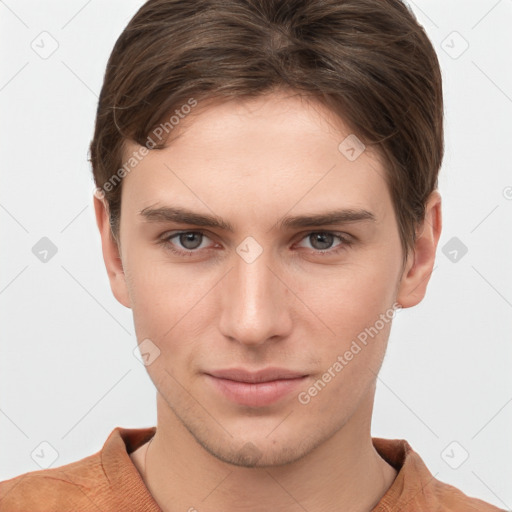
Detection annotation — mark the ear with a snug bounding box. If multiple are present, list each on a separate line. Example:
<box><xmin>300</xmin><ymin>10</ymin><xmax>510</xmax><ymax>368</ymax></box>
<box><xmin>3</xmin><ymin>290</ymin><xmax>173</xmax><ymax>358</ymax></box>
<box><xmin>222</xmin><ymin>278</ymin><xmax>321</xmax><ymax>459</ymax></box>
<box><xmin>93</xmin><ymin>191</ymin><xmax>132</xmax><ymax>309</ymax></box>
<box><xmin>396</xmin><ymin>190</ymin><xmax>442</xmax><ymax>308</ymax></box>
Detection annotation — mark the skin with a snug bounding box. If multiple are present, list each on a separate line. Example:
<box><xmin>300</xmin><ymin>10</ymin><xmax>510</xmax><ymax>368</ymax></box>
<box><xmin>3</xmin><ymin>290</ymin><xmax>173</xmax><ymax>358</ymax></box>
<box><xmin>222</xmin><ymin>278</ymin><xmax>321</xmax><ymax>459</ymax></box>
<box><xmin>94</xmin><ymin>90</ymin><xmax>442</xmax><ymax>512</ymax></box>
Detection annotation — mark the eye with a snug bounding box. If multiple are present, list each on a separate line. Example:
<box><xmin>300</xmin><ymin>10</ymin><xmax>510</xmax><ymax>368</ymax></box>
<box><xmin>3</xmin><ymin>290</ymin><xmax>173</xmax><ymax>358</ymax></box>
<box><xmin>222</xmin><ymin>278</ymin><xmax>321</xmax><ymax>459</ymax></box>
<box><xmin>158</xmin><ymin>230</ymin><xmax>353</xmax><ymax>258</ymax></box>
<box><xmin>296</xmin><ymin>231</ymin><xmax>352</xmax><ymax>253</ymax></box>
<box><xmin>159</xmin><ymin>231</ymin><xmax>213</xmax><ymax>255</ymax></box>
<box><xmin>176</xmin><ymin>232</ymin><xmax>206</xmax><ymax>250</ymax></box>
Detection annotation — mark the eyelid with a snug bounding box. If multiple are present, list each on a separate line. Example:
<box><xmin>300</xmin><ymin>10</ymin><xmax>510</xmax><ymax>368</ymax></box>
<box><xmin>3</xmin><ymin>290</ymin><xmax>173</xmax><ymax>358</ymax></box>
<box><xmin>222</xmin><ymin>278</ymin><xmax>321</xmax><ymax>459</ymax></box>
<box><xmin>159</xmin><ymin>229</ymin><xmax>214</xmax><ymax>248</ymax></box>
<box><xmin>294</xmin><ymin>230</ymin><xmax>354</xmax><ymax>249</ymax></box>
<box><xmin>295</xmin><ymin>229</ymin><xmax>354</xmax><ymax>241</ymax></box>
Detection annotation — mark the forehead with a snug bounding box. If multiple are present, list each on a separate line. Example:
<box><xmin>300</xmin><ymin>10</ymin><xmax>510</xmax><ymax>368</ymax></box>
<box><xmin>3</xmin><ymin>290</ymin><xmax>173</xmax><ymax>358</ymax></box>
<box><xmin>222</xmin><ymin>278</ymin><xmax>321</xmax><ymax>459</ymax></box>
<box><xmin>120</xmin><ymin>92</ymin><xmax>390</xmax><ymax>218</ymax></box>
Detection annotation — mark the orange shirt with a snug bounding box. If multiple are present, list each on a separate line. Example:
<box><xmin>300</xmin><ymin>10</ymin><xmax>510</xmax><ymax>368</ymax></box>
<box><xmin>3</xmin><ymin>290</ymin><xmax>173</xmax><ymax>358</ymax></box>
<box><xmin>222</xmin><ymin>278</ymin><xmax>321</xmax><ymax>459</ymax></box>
<box><xmin>0</xmin><ymin>427</ymin><xmax>504</xmax><ymax>511</ymax></box>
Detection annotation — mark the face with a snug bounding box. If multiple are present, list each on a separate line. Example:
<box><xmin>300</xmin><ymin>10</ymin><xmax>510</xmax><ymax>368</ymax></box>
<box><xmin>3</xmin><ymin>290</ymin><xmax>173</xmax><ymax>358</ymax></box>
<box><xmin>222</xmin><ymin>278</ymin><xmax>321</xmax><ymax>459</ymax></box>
<box><xmin>95</xmin><ymin>91</ymin><xmax>440</xmax><ymax>467</ymax></box>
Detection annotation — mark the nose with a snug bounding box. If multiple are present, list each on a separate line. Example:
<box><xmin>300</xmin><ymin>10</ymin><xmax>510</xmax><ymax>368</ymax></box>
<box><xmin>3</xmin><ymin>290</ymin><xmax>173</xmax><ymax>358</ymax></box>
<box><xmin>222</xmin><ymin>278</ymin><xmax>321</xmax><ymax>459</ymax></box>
<box><xmin>218</xmin><ymin>246</ymin><xmax>293</xmax><ymax>347</ymax></box>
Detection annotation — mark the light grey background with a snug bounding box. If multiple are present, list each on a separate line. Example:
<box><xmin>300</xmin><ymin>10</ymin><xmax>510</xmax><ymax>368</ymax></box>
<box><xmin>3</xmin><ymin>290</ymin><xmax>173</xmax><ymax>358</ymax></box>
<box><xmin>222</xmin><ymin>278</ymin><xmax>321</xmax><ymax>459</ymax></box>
<box><xmin>1</xmin><ymin>0</ymin><xmax>511</xmax><ymax>509</ymax></box>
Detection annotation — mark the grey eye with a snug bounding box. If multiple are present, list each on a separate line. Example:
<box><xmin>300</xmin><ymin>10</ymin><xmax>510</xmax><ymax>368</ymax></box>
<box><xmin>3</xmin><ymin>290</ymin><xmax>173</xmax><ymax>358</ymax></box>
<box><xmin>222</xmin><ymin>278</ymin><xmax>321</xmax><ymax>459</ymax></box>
<box><xmin>308</xmin><ymin>232</ymin><xmax>335</xmax><ymax>250</ymax></box>
<box><xmin>179</xmin><ymin>232</ymin><xmax>204</xmax><ymax>250</ymax></box>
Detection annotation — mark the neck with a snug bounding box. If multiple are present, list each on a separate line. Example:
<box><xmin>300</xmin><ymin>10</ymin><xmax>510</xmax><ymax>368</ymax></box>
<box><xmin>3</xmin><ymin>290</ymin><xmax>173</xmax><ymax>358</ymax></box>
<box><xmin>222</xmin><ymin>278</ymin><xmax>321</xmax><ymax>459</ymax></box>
<box><xmin>132</xmin><ymin>390</ymin><xmax>397</xmax><ymax>512</ymax></box>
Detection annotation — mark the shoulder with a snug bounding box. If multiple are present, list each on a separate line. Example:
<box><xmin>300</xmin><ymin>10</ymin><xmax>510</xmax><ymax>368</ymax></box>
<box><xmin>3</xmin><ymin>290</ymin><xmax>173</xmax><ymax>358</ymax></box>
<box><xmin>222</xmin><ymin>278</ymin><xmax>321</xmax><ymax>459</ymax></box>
<box><xmin>0</xmin><ymin>426</ymin><xmax>157</xmax><ymax>512</ymax></box>
<box><xmin>428</xmin><ymin>479</ymin><xmax>506</xmax><ymax>512</ymax></box>
<box><xmin>372</xmin><ymin>437</ymin><xmax>506</xmax><ymax>512</ymax></box>
<box><xmin>0</xmin><ymin>451</ymin><xmax>106</xmax><ymax>511</ymax></box>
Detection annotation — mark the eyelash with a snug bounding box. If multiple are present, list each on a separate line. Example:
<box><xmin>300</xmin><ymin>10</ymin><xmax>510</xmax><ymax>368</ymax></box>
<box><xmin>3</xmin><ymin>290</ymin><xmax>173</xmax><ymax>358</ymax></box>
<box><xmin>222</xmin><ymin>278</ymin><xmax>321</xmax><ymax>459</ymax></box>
<box><xmin>158</xmin><ymin>230</ymin><xmax>353</xmax><ymax>257</ymax></box>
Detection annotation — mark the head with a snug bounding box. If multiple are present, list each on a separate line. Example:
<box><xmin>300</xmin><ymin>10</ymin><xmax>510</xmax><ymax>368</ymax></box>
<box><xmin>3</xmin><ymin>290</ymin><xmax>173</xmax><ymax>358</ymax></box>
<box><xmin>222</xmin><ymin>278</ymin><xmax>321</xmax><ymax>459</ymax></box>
<box><xmin>91</xmin><ymin>0</ymin><xmax>443</xmax><ymax>467</ymax></box>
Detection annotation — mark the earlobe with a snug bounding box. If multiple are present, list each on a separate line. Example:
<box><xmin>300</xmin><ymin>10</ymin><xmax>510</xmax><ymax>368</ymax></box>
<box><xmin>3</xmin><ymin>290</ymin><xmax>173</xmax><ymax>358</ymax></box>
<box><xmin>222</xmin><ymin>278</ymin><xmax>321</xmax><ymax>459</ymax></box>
<box><xmin>396</xmin><ymin>190</ymin><xmax>442</xmax><ymax>308</ymax></box>
<box><xmin>93</xmin><ymin>192</ymin><xmax>132</xmax><ymax>309</ymax></box>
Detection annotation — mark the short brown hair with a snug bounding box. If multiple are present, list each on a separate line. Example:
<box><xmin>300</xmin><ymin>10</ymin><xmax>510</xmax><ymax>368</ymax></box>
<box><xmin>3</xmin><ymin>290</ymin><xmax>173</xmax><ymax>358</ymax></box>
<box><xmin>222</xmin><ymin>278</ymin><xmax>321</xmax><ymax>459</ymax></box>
<box><xmin>89</xmin><ymin>0</ymin><xmax>444</xmax><ymax>259</ymax></box>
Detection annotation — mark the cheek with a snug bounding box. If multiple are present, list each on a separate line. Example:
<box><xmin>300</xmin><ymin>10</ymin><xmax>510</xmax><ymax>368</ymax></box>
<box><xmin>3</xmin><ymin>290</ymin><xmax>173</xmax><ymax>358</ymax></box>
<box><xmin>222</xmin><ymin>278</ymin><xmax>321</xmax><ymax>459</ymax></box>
<box><xmin>291</xmin><ymin>250</ymin><xmax>400</xmax><ymax>385</ymax></box>
<box><xmin>125</xmin><ymin>253</ymin><xmax>217</xmax><ymax>365</ymax></box>
<box><xmin>300</xmin><ymin>313</ymin><xmax>393</xmax><ymax>417</ymax></box>
<box><xmin>129</xmin><ymin>272</ymin><xmax>196</xmax><ymax>339</ymax></box>
<box><xmin>297</xmin><ymin>257</ymin><xmax>399</xmax><ymax>337</ymax></box>
<box><xmin>123</xmin><ymin>248</ymin><xmax>175</xmax><ymax>338</ymax></box>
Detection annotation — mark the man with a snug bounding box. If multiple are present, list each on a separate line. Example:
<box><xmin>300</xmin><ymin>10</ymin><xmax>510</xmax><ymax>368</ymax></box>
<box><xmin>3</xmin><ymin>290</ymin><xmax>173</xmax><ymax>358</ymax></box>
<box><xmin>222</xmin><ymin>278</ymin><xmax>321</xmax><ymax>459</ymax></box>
<box><xmin>0</xmin><ymin>0</ymin><xmax>504</xmax><ymax>510</ymax></box>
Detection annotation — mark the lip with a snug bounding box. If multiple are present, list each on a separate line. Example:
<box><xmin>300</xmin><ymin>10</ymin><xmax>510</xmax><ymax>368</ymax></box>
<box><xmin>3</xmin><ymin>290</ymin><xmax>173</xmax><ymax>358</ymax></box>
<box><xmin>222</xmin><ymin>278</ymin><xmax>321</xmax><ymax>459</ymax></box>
<box><xmin>205</xmin><ymin>367</ymin><xmax>309</xmax><ymax>407</ymax></box>
<box><xmin>207</xmin><ymin>367</ymin><xmax>307</xmax><ymax>383</ymax></box>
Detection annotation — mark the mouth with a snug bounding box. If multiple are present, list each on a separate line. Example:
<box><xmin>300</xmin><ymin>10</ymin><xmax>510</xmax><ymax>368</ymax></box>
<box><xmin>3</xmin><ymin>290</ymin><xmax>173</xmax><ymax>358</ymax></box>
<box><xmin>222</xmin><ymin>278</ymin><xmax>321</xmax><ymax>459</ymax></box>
<box><xmin>204</xmin><ymin>367</ymin><xmax>309</xmax><ymax>407</ymax></box>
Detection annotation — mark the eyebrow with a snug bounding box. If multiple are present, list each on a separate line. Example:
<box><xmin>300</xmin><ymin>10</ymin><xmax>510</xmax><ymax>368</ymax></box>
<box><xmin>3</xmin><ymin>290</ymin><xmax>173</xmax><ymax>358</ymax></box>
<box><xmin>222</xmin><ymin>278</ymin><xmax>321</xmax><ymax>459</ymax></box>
<box><xmin>138</xmin><ymin>206</ymin><xmax>376</xmax><ymax>232</ymax></box>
